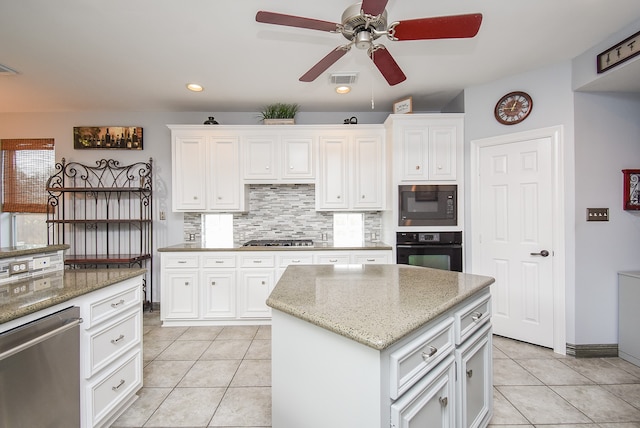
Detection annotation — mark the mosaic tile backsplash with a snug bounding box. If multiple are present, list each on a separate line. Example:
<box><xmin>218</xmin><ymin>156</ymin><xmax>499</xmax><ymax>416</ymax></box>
<box><xmin>183</xmin><ymin>184</ymin><xmax>382</xmax><ymax>244</ymax></box>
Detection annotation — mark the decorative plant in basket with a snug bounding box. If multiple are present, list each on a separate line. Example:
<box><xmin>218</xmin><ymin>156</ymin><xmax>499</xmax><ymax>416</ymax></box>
<box><xmin>259</xmin><ymin>103</ymin><xmax>299</xmax><ymax>124</ymax></box>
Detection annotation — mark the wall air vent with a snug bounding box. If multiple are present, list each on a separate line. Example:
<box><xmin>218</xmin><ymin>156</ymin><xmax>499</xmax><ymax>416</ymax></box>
<box><xmin>0</xmin><ymin>64</ymin><xmax>18</xmax><ymax>75</ymax></box>
<box><xmin>329</xmin><ymin>73</ymin><xmax>358</xmax><ymax>85</ymax></box>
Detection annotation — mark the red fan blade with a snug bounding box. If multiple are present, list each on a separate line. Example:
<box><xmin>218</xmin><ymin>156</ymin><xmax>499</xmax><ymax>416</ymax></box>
<box><xmin>392</xmin><ymin>13</ymin><xmax>483</xmax><ymax>41</ymax></box>
<box><xmin>369</xmin><ymin>46</ymin><xmax>406</xmax><ymax>86</ymax></box>
<box><xmin>361</xmin><ymin>0</ymin><xmax>388</xmax><ymax>16</ymax></box>
<box><xmin>256</xmin><ymin>11</ymin><xmax>339</xmax><ymax>32</ymax></box>
<box><xmin>299</xmin><ymin>47</ymin><xmax>349</xmax><ymax>82</ymax></box>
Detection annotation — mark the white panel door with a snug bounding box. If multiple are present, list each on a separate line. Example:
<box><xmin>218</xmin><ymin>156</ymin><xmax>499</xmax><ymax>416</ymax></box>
<box><xmin>476</xmin><ymin>136</ymin><xmax>554</xmax><ymax>348</ymax></box>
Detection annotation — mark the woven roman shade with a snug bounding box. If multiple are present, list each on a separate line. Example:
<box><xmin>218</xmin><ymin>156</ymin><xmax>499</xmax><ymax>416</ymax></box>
<box><xmin>1</xmin><ymin>138</ymin><xmax>55</xmax><ymax>213</ymax></box>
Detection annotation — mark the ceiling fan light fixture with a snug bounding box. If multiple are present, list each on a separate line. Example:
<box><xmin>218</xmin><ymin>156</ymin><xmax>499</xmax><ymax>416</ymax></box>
<box><xmin>186</xmin><ymin>83</ymin><xmax>204</xmax><ymax>92</ymax></box>
<box><xmin>335</xmin><ymin>85</ymin><xmax>351</xmax><ymax>94</ymax></box>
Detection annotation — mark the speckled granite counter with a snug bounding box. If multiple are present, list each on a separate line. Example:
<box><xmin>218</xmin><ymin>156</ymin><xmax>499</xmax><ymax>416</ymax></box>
<box><xmin>267</xmin><ymin>264</ymin><xmax>494</xmax><ymax>350</ymax></box>
<box><xmin>0</xmin><ymin>244</ymin><xmax>70</xmax><ymax>259</ymax></box>
<box><xmin>158</xmin><ymin>241</ymin><xmax>392</xmax><ymax>252</ymax></box>
<box><xmin>0</xmin><ymin>268</ymin><xmax>146</xmax><ymax>324</ymax></box>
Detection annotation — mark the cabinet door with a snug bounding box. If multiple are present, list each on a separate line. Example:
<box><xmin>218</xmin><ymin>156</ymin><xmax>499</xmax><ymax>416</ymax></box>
<box><xmin>202</xmin><ymin>270</ymin><xmax>236</xmax><ymax>319</ymax></box>
<box><xmin>162</xmin><ymin>271</ymin><xmax>199</xmax><ymax>319</ymax></box>
<box><xmin>429</xmin><ymin>125</ymin><xmax>457</xmax><ymax>181</ymax></box>
<box><xmin>401</xmin><ymin>127</ymin><xmax>429</xmax><ymax>181</ymax></box>
<box><xmin>456</xmin><ymin>324</ymin><xmax>492</xmax><ymax>428</ymax></box>
<box><xmin>317</xmin><ymin>136</ymin><xmax>349</xmax><ymax>210</ymax></box>
<box><xmin>353</xmin><ymin>135</ymin><xmax>384</xmax><ymax>210</ymax></box>
<box><xmin>172</xmin><ymin>136</ymin><xmax>207</xmax><ymax>211</ymax></box>
<box><xmin>281</xmin><ymin>135</ymin><xmax>315</xmax><ymax>181</ymax></box>
<box><xmin>209</xmin><ymin>137</ymin><xmax>243</xmax><ymax>211</ymax></box>
<box><xmin>391</xmin><ymin>356</ymin><xmax>456</xmax><ymax>428</ymax></box>
<box><xmin>244</xmin><ymin>136</ymin><xmax>278</xmax><ymax>181</ymax></box>
<box><xmin>238</xmin><ymin>270</ymin><xmax>274</xmax><ymax>318</ymax></box>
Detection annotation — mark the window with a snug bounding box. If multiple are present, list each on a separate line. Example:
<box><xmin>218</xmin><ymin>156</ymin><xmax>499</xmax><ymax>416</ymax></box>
<box><xmin>1</xmin><ymin>138</ymin><xmax>55</xmax><ymax>246</ymax></box>
<box><xmin>203</xmin><ymin>214</ymin><xmax>234</xmax><ymax>247</ymax></box>
<box><xmin>333</xmin><ymin>213</ymin><xmax>363</xmax><ymax>246</ymax></box>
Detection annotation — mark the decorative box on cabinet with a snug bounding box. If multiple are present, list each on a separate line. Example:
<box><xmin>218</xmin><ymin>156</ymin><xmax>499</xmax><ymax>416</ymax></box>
<box><xmin>168</xmin><ymin>126</ymin><xmax>247</xmax><ymax>212</ymax></box>
<box><xmin>316</xmin><ymin>127</ymin><xmax>386</xmax><ymax>211</ymax></box>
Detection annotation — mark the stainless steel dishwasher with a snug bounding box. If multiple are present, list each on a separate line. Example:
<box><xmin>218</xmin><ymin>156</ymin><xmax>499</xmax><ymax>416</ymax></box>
<box><xmin>0</xmin><ymin>306</ymin><xmax>82</xmax><ymax>428</ymax></box>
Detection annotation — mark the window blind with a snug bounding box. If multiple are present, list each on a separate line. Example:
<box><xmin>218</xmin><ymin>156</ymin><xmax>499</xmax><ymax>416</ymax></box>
<box><xmin>1</xmin><ymin>138</ymin><xmax>55</xmax><ymax>213</ymax></box>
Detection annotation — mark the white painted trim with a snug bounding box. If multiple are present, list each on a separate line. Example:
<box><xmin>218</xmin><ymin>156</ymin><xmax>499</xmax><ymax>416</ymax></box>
<box><xmin>470</xmin><ymin>126</ymin><xmax>566</xmax><ymax>355</ymax></box>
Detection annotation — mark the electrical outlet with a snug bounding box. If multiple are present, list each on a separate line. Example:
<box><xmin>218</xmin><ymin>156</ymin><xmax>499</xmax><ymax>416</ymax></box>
<box><xmin>586</xmin><ymin>208</ymin><xmax>609</xmax><ymax>221</ymax></box>
<box><xmin>159</xmin><ymin>211</ymin><xmax>166</xmax><ymax>220</ymax></box>
<box><xmin>9</xmin><ymin>261</ymin><xmax>29</xmax><ymax>276</ymax></box>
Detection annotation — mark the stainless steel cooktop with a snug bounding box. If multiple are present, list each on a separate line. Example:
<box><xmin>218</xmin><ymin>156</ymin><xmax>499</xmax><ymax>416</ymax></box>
<box><xmin>242</xmin><ymin>239</ymin><xmax>314</xmax><ymax>247</ymax></box>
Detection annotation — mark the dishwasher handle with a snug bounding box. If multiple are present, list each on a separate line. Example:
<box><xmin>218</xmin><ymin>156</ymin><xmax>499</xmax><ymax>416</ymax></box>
<box><xmin>0</xmin><ymin>317</ymin><xmax>82</xmax><ymax>361</ymax></box>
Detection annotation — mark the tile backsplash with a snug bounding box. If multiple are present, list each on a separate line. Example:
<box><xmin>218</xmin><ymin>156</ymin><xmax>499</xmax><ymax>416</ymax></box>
<box><xmin>183</xmin><ymin>184</ymin><xmax>382</xmax><ymax>244</ymax></box>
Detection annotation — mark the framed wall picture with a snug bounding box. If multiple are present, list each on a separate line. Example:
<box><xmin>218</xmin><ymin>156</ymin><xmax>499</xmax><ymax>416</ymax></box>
<box><xmin>393</xmin><ymin>97</ymin><xmax>413</xmax><ymax>114</ymax></box>
<box><xmin>73</xmin><ymin>126</ymin><xmax>143</xmax><ymax>149</ymax></box>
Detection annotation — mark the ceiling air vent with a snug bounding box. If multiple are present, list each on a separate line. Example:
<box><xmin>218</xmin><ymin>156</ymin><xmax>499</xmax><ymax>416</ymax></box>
<box><xmin>329</xmin><ymin>73</ymin><xmax>358</xmax><ymax>85</ymax></box>
<box><xmin>0</xmin><ymin>64</ymin><xmax>18</xmax><ymax>75</ymax></box>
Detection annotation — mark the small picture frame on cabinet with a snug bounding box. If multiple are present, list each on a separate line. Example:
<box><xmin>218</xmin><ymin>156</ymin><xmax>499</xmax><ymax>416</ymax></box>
<box><xmin>393</xmin><ymin>97</ymin><xmax>413</xmax><ymax>114</ymax></box>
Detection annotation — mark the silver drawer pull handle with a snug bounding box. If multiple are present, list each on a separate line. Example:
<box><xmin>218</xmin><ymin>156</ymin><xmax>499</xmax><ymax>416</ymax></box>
<box><xmin>110</xmin><ymin>299</ymin><xmax>125</xmax><ymax>308</ymax></box>
<box><xmin>292</xmin><ymin>259</ymin><xmax>301</xmax><ymax>263</ymax></box>
<box><xmin>215</xmin><ymin>260</ymin><xmax>224</xmax><ymax>264</ymax></box>
<box><xmin>472</xmin><ymin>312</ymin><xmax>483</xmax><ymax>321</ymax></box>
<box><xmin>112</xmin><ymin>379</ymin><xmax>125</xmax><ymax>391</ymax></box>
<box><xmin>439</xmin><ymin>396</ymin><xmax>448</xmax><ymax>407</ymax></box>
<box><xmin>253</xmin><ymin>260</ymin><xmax>262</xmax><ymax>263</ymax></box>
<box><xmin>177</xmin><ymin>260</ymin><xmax>187</xmax><ymax>264</ymax></box>
<box><xmin>366</xmin><ymin>259</ymin><xmax>375</xmax><ymax>262</ymax></box>
<box><xmin>111</xmin><ymin>334</ymin><xmax>125</xmax><ymax>344</ymax></box>
<box><xmin>329</xmin><ymin>259</ymin><xmax>338</xmax><ymax>263</ymax></box>
<box><xmin>421</xmin><ymin>346</ymin><xmax>437</xmax><ymax>361</ymax></box>
<box><xmin>467</xmin><ymin>369</ymin><xmax>473</xmax><ymax>378</ymax></box>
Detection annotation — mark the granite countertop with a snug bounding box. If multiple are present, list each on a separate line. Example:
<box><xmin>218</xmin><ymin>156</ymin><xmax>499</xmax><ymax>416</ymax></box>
<box><xmin>158</xmin><ymin>241</ymin><xmax>392</xmax><ymax>252</ymax></box>
<box><xmin>0</xmin><ymin>268</ymin><xmax>146</xmax><ymax>324</ymax></box>
<box><xmin>0</xmin><ymin>244</ymin><xmax>70</xmax><ymax>259</ymax></box>
<box><xmin>267</xmin><ymin>264</ymin><xmax>494</xmax><ymax>350</ymax></box>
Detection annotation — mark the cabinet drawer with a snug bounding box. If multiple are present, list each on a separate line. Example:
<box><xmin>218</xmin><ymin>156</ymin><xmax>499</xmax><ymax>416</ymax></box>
<box><xmin>313</xmin><ymin>254</ymin><xmax>351</xmax><ymax>265</ymax></box>
<box><xmin>240</xmin><ymin>254</ymin><xmax>275</xmax><ymax>268</ymax></box>
<box><xmin>202</xmin><ymin>254</ymin><xmax>236</xmax><ymax>268</ymax></box>
<box><xmin>163</xmin><ymin>254</ymin><xmax>199</xmax><ymax>268</ymax></box>
<box><xmin>88</xmin><ymin>350</ymin><xmax>142</xmax><ymax>428</ymax></box>
<box><xmin>455</xmin><ymin>292</ymin><xmax>491</xmax><ymax>345</ymax></box>
<box><xmin>389</xmin><ymin>317</ymin><xmax>455</xmax><ymax>400</ymax></box>
<box><xmin>87</xmin><ymin>310</ymin><xmax>141</xmax><ymax>377</ymax></box>
<box><xmin>278</xmin><ymin>254</ymin><xmax>314</xmax><ymax>267</ymax></box>
<box><xmin>351</xmin><ymin>252</ymin><xmax>390</xmax><ymax>264</ymax></box>
<box><xmin>89</xmin><ymin>281</ymin><xmax>141</xmax><ymax>327</ymax></box>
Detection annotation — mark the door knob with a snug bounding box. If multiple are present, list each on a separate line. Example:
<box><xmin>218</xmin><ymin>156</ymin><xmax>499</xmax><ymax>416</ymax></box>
<box><xmin>530</xmin><ymin>250</ymin><xmax>550</xmax><ymax>257</ymax></box>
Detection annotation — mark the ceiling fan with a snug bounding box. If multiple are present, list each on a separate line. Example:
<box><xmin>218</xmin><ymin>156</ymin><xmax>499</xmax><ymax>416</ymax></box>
<box><xmin>255</xmin><ymin>0</ymin><xmax>482</xmax><ymax>86</ymax></box>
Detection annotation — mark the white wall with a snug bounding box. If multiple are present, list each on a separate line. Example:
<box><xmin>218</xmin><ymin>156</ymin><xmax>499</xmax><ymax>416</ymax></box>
<box><xmin>463</xmin><ymin>61</ymin><xmax>577</xmax><ymax>342</ymax></box>
<box><xmin>0</xmin><ymin>110</ymin><xmax>389</xmax><ymax>301</ymax></box>
<box><xmin>573</xmin><ymin>92</ymin><xmax>640</xmax><ymax>344</ymax></box>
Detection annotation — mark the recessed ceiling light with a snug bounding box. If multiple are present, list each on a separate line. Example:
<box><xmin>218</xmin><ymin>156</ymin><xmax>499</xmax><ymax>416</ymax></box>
<box><xmin>186</xmin><ymin>83</ymin><xmax>204</xmax><ymax>92</ymax></box>
<box><xmin>336</xmin><ymin>85</ymin><xmax>351</xmax><ymax>94</ymax></box>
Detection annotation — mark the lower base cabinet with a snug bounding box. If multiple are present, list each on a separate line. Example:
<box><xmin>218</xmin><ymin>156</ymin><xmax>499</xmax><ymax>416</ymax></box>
<box><xmin>160</xmin><ymin>249</ymin><xmax>392</xmax><ymax>326</ymax></box>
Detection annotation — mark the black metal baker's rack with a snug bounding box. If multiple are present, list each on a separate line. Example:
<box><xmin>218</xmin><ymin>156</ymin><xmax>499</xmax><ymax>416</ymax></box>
<box><xmin>46</xmin><ymin>158</ymin><xmax>153</xmax><ymax>309</ymax></box>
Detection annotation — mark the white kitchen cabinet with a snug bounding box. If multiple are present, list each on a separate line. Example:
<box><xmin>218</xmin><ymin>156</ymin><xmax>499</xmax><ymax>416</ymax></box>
<box><xmin>316</xmin><ymin>127</ymin><xmax>386</xmax><ymax>211</ymax></box>
<box><xmin>313</xmin><ymin>252</ymin><xmax>351</xmax><ymax>265</ymax></box>
<box><xmin>202</xmin><ymin>270</ymin><xmax>236</xmax><ymax>319</ymax></box>
<box><xmin>243</xmin><ymin>132</ymin><xmax>315</xmax><ymax>183</ymax></box>
<box><xmin>455</xmin><ymin>323</ymin><xmax>493</xmax><ymax>428</ymax></box>
<box><xmin>238</xmin><ymin>254</ymin><xmax>275</xmax><ymax>318</ymax></box>
<box><xmin>351</xmin><ymin>250</ymin><xmax>392</xmax><ymax>264</ymax></box>
<box><xmin>386</xmin><ymin>114</ymin><xmax>462</xmax><ymax>182</ymax></box>
<box><xmin>390</xmin><ymin>355</ymin><xmax>456</xmax><ymax>428</ymax></box>
<box><xmin>162</xmin><ymin>270</ymin><xmax>199</xmax><ymax>320</ymax></box>
<box><xmin>169</xmin><ymin>126</ymin><xmax>246</xmax><ymax>212</ymax></box>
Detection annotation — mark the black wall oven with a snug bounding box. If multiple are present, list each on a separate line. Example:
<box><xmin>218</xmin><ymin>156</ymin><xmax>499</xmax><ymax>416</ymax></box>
<box><xmin>396</xmin><ymin>231</ymin><xmax>463</xmax><ymax>272</ymax></box>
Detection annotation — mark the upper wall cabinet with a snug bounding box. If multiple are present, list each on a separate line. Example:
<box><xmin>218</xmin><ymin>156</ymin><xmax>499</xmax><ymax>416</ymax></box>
<box><xmin>316</xmin><ymin>127</ymin><xmax>386</xmax><ymax>211</ymax></box>
<box><xmin>386</xmin><ymin>114</ymin><xmax>463</xmax><ymax>182</ymax></box>
<box><xmin>243</xmin><ymin>131</ymin><xmax>315</xmax><ymax>183</ymax></box>
<box><xmin>169</xmin><ymin>126</ymin><xmax>247</xmax><ymax>212</ymax></box>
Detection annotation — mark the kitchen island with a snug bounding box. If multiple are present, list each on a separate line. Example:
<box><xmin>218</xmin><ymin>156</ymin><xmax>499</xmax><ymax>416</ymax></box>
<box><xmin>267</xmin><ymin>264</ymin><xmax>495</xmax><ymax>428</ymax></box>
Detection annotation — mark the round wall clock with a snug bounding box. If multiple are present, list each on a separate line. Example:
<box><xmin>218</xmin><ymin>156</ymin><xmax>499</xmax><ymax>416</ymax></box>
<box><xmin>494</xmin><ymin>91</ymin><xmax>533</xmax><ymax>125</ymax></box>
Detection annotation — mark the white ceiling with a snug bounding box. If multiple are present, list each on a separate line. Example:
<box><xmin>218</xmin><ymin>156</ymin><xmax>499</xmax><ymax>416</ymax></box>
<box><xmin>1</xmin><ymin>0</ymin><xmax>640</xmax><ymax>114</ymax></box>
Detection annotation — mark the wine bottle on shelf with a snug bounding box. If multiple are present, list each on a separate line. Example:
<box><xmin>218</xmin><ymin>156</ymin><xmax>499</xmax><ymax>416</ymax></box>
<box><xmin>105</xmin><ymin>128</ymin><xmax>111</xmax><ymax>146</ymax></box>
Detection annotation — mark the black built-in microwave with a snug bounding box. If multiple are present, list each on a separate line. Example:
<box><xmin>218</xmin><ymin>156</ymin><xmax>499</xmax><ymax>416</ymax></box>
<box><xmin>398</xmin><ymin>185</ymin><xmax>457</xmax><ymax>226</ymax></box>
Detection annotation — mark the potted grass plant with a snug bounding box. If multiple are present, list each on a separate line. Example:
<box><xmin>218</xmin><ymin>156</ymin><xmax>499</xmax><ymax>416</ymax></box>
<box><xmin>259</xmin><ymin>103</ymin><xmax>299</xmax><ymax>124</ymax></box>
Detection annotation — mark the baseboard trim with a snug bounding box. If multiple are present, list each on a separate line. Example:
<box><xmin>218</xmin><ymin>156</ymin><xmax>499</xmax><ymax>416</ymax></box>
<box><xmin>566</xmin><ymin>343</ymin><xmax>618</xmax><ymax>358</ymax></box>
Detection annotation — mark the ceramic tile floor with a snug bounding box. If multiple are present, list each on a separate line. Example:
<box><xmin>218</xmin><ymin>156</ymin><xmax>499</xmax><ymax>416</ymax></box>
<box><xmin>112</xmin><ymin>312</ymin><xmax>640</xmax><ymax>428</ymax></box>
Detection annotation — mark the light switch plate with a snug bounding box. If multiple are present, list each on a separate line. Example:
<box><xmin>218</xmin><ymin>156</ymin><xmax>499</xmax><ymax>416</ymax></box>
<box><xmin>586</xmin><ymin>208</ymin><xmax>609</xmax><ymax>221</ymax></box>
